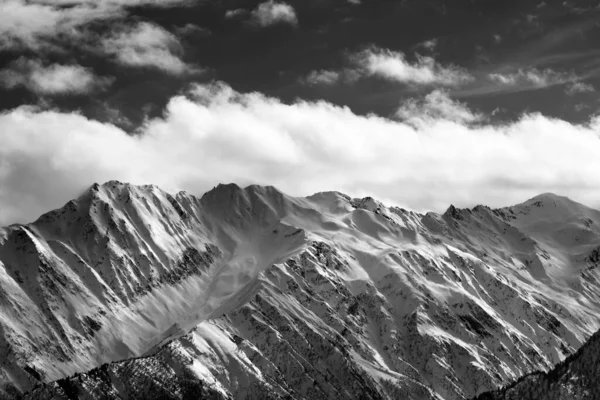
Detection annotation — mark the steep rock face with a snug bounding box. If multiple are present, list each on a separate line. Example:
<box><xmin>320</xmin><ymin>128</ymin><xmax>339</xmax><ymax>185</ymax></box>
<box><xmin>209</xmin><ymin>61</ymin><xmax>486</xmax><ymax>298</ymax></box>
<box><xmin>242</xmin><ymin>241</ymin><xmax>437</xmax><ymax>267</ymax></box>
<box><xmin>473</xmin><ymin>329</ymin><xmax>600</xmax><ymax>400</ymax></box>
<box><xmin>21</xmin><ymin>353</ymin><xmax>231</xmax><ymax>400</ymax></box>
<box><xmin>2</xmin><ymin>185</ymin><xmax>600</xmax><ymax>400</ymax></box>
<box><xmin>0</xmin><ymin>181</ymin><xmax>307</xmax><ymax>396</ymax></box>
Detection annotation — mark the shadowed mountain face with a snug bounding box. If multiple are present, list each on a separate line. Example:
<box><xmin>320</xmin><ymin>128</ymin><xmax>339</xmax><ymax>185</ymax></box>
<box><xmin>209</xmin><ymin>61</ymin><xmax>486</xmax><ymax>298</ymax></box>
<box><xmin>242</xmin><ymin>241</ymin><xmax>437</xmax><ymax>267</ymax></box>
<box><xmin>2</xmin><ymin>182</ymin><xmax>600</xmax><ymax>400</ymax></box>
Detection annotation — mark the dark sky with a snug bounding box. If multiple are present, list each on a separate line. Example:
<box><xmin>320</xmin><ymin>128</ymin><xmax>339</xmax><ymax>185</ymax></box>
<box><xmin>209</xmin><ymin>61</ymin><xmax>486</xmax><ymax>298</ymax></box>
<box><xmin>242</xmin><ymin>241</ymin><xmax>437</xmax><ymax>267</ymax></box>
<box><xmin>2</xmin><ymin>0</ymin><xmax>600</xmax><ymax>128</ymax></box>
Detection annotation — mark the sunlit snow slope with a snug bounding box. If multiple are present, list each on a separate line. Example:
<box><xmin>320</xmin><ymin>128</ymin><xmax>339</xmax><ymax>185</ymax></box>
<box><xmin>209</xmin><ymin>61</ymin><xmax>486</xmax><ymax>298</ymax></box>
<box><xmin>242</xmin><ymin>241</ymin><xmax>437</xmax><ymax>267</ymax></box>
<box><xmin>2</xmin><ymin>182</ymin><xmax>600</xmax><ymax>400</ymax></box>
<box><xmin>473</xmin><ymin>326</ymin><xmax>600</xmax><ymax>400</ymax></box>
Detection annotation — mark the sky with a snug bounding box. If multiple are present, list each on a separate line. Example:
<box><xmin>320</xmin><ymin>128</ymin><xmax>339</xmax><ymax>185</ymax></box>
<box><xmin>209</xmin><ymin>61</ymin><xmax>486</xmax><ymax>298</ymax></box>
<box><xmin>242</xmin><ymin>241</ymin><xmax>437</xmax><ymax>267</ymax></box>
<box><xmin>1</xmin><ymin>0</ymin><xmax>600</xmax><ymax>225</ymax></box>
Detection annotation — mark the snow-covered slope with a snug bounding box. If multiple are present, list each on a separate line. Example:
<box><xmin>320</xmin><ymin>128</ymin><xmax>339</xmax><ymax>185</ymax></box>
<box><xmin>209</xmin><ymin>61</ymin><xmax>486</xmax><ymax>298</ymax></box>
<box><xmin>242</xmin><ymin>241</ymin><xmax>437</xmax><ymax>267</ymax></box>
<box><xmin>2</xmin><ymin>184</ymin><xmax>600</xmax><ymax>400</ymax></box>
<box><xmin>473</xmin><ymin>326</ymin><xmax>600</xmax><ymax>400</ymax></box>
<box><xmin>0</xmin><ymin>181</ymin><xmax>306</xmax><ymax>397</ymax></box>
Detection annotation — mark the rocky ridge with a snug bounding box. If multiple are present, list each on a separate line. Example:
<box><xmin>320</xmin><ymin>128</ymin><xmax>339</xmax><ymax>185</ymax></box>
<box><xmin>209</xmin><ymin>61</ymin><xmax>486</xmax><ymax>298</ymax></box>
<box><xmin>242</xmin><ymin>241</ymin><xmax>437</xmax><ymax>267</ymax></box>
<box><xmin>1</xmin><ymin>183</ymin><xmax>600</xmax><ymax>399</ymax></box>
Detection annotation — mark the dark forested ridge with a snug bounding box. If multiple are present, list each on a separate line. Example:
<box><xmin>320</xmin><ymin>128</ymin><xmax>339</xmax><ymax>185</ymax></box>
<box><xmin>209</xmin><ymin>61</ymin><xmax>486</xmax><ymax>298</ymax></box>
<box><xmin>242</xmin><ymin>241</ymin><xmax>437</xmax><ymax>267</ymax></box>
<box><xmin>473</xmin><ymin>329</ymin><xmax>600</xmax><ymax>400</ymax></box>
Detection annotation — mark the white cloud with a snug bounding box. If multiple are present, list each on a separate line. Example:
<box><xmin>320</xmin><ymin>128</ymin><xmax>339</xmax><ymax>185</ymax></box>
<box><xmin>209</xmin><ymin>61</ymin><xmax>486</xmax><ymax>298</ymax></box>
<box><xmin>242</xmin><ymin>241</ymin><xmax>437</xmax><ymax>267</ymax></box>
<box><xmin>301</xmin><ymin>68</ymin><xmax>360</xmax><ymax>86</ymax></box>
<box><xmin>489</xmin><ymin>68</ymin><xmax>576</xmax><ymax>88</ymax></box>
<box><xmin>301</xmin><ymin>70</ymin><xmax>341</xmax><ymax>86</ymax></box>
<box><xmin>0</xmin><ymin>58</ymin><xmax>113</xmax><ymax>95</ymax></box>
<box><xmin>0</xmin><ymin>0</ymin><xmax>110</xmax><ymax>49</ymax></box>
<box><xmin>2</xmin><ymin>82</ymin><xmax>600</xmax><ymax>226</ymax></box>
<box><xmin>352</xmin><ymin>47</ymin><xmax>472</xmax><ymax>86</ymax></box>
<box><xmin>418</xmin><ymin>38</ymin><xmax>438</xmax><ymax>51</ymax></box>
<box><xmin>565</xmin><ymin>81</ymin><xmax>595</xmax><ymax>96</ymax></box>
<box><xmin>302</xmin><ymin>47</ymin><xmax>466</xmax><ymax>88</ymax></box>
<box><xmin>175</xmin><ymin>23</ymin><xmax>210</xmax><ymax>37</ymax></box>
<box><xmin>0</xmin><ymin>0</ymin><xmax>190</xmax><ymax>50</ymax></box>
<box><xmin>396</xmin><ymin>90</ymin><xmax>483</xmax><ymax>126</ymax></box>
<box><xmin>224</xmin><ymin>8</ymin><xmax>248</xmax><ymax>19</ymax></box>
<box><xmin>250</xmin><ymin>1</ymin><xmax>298</xmax><ymax>27</ymax></box>
<box><xmin>102</xmin><ymin>22</ymin><xmax>197</xmax><ymax>75</ymax></box>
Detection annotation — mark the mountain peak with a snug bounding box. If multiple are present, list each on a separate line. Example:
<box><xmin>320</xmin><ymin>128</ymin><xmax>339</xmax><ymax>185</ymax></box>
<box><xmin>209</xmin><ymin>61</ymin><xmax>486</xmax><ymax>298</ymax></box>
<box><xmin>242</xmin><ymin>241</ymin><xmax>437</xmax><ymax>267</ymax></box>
<box><xmin>244</xmin><ymin>183</ymin><xmax>281</xmax><ymax>193</ymax></box>
<box><xmin>350</xmin><ymin>196</ymin><xmax>385</xmax><ymax>213</ymax></box>
<box><xmin>102</xmin><ymin>180</ymin><xmax>125</xmax><ymax>188</ymax></box>
<box><xmin>523</xmin><ymin>192</ymin><xmax>567</xmax><ymax>205</ymax></box>
<box><xmin>201</xmin><ymin>183</ymin><xmax>244</xmax><ymax>200</ymax></box>
<box><xmin>531</xmin><ymin>192</ymin><xmax>561</xmax><ymax>199</ymax></box>
<box><xmin>307</xmin><ymin>190</ymin><xmax>351</xmax><ymax>200</ymax></box>
<box><xmin>509</xmin><ymin>192</ymin><xmax>589</xmax><ymax>215</ymax></box>
<box><xmin>444</xmin><ymin>204</ymin><xmax>465</xmax><ymax>220</ymax></box>
<box><xmin>201</xmin><ymin>182</ymin><xmax>289</xmax><ymax>202</ymax></box>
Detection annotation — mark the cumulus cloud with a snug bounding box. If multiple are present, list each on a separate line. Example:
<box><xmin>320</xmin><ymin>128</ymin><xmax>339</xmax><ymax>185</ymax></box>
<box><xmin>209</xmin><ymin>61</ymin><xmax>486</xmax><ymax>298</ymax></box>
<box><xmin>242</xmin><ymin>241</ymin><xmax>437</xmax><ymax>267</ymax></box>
<box><xmin>300</xmin><ymin>68</ymin><xmax>360</xmax><ymax>86</ymax></box>
<box><xmin>2</xmin><ymin>82</ymin><xmax>600</xmax><ymax>226</ymax></box>
<box><xmin>0</xmin><ymin>0</ymin><xmax>110</xmax><ymax>49</ymax></box>
<box><xmin>0</xmin><ymin>0</ymin><xmax>190</xmax><ymax>50</ymax></box>
<box><xmin>175</xmin><ymin>23</ymin><xmax>211</xmax><ymax>37</ymax></box>
<box><xmin>352</xmin><ymin>47</ymin><xmax>472</xmax><ymax>86</ymax></box>
<box><xmin>0</xmin><ymin>58</ymin><xmax>113</xmax><ymax>95</ymax></box>
<box><xmin>0</xmin><ymin>1</ymin><xmax>202</xmax><ymax>76</ymax></box>
<box><xmin>224</xmin><ymin>8</ymin><xmax>248</xmax><ymax>19</ymax></box>
<box><xmin>250</xmin><ymin>1</ymin><xmax>298</xmax><ymax>27</ymax></box>
<box><xmin>102</xmin><ymin>22</ymin><xmax>197</xmax><ymax>75</ymax></box>
<box><xmin>396</xmin><ymin>90</ymin><xmax>483</xmax><ymax>126</ymax></box>
<box><xmin>565</xmin><ymin>81</ymin><xmax>595</xmax><ymax>96</ymax></box>
<box><xmin>301</xmin><ymin>70</ymin><xmax>341</xmax><ymax>86</ymax></box>
<box><xmin>417</xmin><ymin>38</ymin><xmax>438</xmax><ymax>51</ymax></box>
<box><xmin>303</xmin><ymin>47</ymin><xmax>471</xmax><ymax>88</ymax></box>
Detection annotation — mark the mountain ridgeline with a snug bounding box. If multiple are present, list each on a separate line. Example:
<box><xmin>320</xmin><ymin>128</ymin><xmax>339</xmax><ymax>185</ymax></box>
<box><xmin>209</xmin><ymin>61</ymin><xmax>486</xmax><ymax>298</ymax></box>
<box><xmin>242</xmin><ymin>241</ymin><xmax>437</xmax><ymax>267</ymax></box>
<box><xmin>1</xmin><ymin>182</ymin><xmax>600</xmax><ymax>400</ymax></box>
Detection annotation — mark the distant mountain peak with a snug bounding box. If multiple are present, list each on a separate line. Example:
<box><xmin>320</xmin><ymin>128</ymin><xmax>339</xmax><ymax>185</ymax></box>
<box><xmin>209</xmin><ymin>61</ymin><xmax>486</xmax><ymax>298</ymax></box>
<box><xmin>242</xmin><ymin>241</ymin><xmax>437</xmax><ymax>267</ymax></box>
<box><xmin>522</xmin><ymin>192</ymin><xmax>562</xmax><ymax>205</ymax></box>
<box><xmin>444</xmin><ymin>204</ymin><xmax>466</xmax><ymax>220</ymax></box>
<box><xmin>505</xmin><ymin>192</ymin><xmax>594</xmax><ymax>218</ymax></box>
<box><xmin>350</xmin><ymin>196</ymin><xmax>383</xmax><ymax>212</ymax></box>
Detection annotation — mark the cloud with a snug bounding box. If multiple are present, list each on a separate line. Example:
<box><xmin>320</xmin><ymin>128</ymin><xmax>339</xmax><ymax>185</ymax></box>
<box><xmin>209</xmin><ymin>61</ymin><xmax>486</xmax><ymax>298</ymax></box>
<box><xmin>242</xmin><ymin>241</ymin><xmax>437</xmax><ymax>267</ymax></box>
<box><xmin>224</xmin><ymin>8</ymin><xmax>248</xmax><ymax>19</ymax></box>
<box><xmin>0</xmin><ymin>0</ymin><xmax>191</xmax><ymax>50</ymax></box>
<box><xmin>0</xmin><ymin>0</ymin><xmax>112</xmax><ymax>50</ymax></box>
<box><xmin>175</xmin><ymin>23</ymin><xmax>211</xmax><ymax>37</ymax></box>
<box><xmin>0</xmin><ymin>1</ymin><xmax>202</xmax><ymax>76</ymax></box>
<box><xmin>2</xmin><ymin>82</ymin><xmax>600</xmax><ymax>226</ymax></box>
<box><xmin>102</xmin><ymin>22</ymin><xmax>198</xmax><ymax>75</ymax></box>
<box><xmin>352</xmin><ymin>47</ymin><xmax>472</xmax><ymax>86</ymax></box>
<box><xmin>459</xmin><ymin>67</ymin><xmax>586</xmax><ymax>97</ymax></box>
<box><xmin>0</xmin><ymin>58</ymin><xmax>113</xmax><ymax>95</ymax></box>
<box><xmin>396</xmin><ymin>90</ymin><xmax>483</xmax><ymax>126</ymax></box>
<box><xmin>250</xmin><ymin>1</ymin><xmax>298</xmax><ymax>27</ymax></box>
<box><xmin>301</xmin><ymin>70</ymin><xmax>341</xmax><ymax>86</ymax></box>
<box><xmin>488</xmin><ymin>68</ymin><xmax>576</xmax><ymax>88</ymax></box>
<box><xmin>302</xmin><ymin>47</ymin><xmax>468</xmax><ymax>88</ymax></box>
<box><xmin>565</xmin><ymin>81</ymin><xmax>595</xmax><ymax>96</ymax></box>
<box><xmin>417</xmin><ymin>39</ymin><xmax>438</xmax><ymax>51</ymax></box>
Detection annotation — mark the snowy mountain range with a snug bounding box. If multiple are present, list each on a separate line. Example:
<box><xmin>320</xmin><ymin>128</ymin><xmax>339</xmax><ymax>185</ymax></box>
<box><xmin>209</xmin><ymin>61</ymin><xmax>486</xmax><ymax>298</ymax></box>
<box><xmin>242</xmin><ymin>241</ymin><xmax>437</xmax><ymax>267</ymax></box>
<box><xmin>2</xmin><ymin>181</ymin><xmax>600</xmax><ymax>400</ymax></box>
